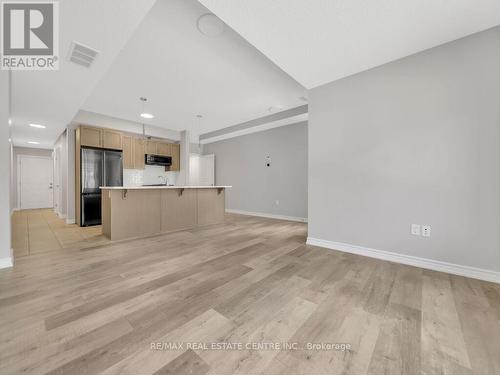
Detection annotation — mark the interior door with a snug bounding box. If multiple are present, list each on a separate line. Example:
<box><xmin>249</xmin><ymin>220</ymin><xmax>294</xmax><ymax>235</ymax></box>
<box><xmin>19</xmin><ymin>155</ymin><xmax>54</xmax><ymax>209</ymax></box>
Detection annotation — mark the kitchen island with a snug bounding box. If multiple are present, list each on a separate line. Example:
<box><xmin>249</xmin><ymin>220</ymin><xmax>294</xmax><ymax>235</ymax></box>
<box><xmin>100</xmin><ymin>186</ymin><xmax>231</xmax><ymax>241</ymax></box>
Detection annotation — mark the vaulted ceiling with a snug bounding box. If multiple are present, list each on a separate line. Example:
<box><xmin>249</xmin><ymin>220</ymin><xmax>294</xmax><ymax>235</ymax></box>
<box><xmin>81</xmin><ymin>0</ymin><xmax>306</xmax><ymax>139</ymax></box>
<box><xmin>10</xmin><ymin>0</ymin><xmax>500</xmax><ymax>147</ymax></box>
<box><xmin>199</xmin><ymin>0</ymin><xmax>500</xmax><ymax>88</ymax></box>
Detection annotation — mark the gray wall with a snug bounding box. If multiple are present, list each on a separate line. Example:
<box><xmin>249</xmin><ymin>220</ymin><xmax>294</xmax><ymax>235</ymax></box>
<box><xmin>309</xmin><ymin>26</ymin><xmax>500</xmax><ymax>272</ymax></box>
<box><xmin>12</xmin><ymin>147</ymin><xmax>53</xmax><ymax>209</ymax></box>
<box><xmin>0</xmin><ymin>70</ymin><xmax>12</xmax><ymax>262</ymax></box>
<box><xmin>204</xmin><ymin>121</ymin><xmax>308</xmax><ymax>219</ymax></box>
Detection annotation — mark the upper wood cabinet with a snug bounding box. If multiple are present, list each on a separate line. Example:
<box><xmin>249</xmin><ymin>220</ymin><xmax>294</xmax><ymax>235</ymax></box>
<box><xmin>133</xmin><ymin>138</ymin><xmax>146</xmax><ymax>169</ymax></box>
<box><xmin>80</xmin><ymin>126</ymin><xmax>102</xmax><ymax>148</ymax></box>
<box><xmin>170</xmin><ymin>143</ymin><xmax>180</xmax><ymax>171</ymax></box>
<box><xmin>157</xmin><ymin>142</ymin><xmax>171</xmax><ymax>156</ymax></box>
<box><xmin>122</xmin><ymin>136</ymin><xmax>134</xmax><ymax>169</ymax></box>
<box><xmin>103</xmin><ymin>130</ymin><xmax>123</xmax><ymax>150</ymax></box>
<box><xmin>145</xmin><ymin>140</ymin><xmax>157</xmax><ymax>155</ymax></box>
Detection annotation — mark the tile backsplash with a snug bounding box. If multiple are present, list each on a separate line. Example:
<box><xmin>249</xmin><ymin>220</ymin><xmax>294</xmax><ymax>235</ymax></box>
<box><xmin>124</xmin><ymin>165</ymin><xmax>178</xmax><ymax>186</ymax></box>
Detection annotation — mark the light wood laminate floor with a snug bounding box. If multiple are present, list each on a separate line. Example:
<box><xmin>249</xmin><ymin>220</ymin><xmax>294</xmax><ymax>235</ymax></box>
<box><xmin>1</xmin><ymin>210</ymin><xmax>499</xmax><ymax>374</ymax></box>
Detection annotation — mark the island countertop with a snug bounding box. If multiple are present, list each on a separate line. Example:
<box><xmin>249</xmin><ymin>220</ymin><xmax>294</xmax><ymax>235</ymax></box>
<box><xmin>100</xmin><ymin>185</ymin><xmax>231</xmax><ymax>190</ymax></box>
<box><xmin>101</xmin><ymin>185</ymin><xmax>229</xmax><ymax>241</ymax></box>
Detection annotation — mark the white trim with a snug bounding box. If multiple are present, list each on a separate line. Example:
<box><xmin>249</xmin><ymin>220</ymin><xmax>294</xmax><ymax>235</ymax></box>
<box><xmin>306</xmin><ymin>237</ymin><xmax>500</xmax><ymax>284</ymax></box>
<box><xmin>0</xmin><ymin>250</ymin><xmax>13</xmax><ymax>269</ymax></box>
<box><xmin>201</xmin><ymin>114</ymin><xmax>308</xmax><ymax>144</ymax></box>
<box><xmin>66</xmin><ymin>218</ymin><xmax>76</xmax><ymax>225</ymax></box>
<box><xmin>226</xmin><ymin>209</ymin><xmax>307</xmax><ymax>223</ymax></box>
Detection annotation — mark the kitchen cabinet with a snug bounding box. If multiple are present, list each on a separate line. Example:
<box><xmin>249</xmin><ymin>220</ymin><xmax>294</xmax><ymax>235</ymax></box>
<box><xmin>80</xmin><ymin>126</ymin><xmax>102</xmax><ymax>148</ymax></box>
<box><xmin>133</xmin><ymin>138</ymin><xmax>146</xmax><ymax>169</ymax></box>
<box><xmin>157</xmin><ymin>142</ymin><xmax>171</xmax><ymax>156</ymax></box>
<box><xmin>103</xmin><ymin>130</ymin><xmax>123</xmax><ymax>150</ymax></box>
<box><xmin>170</xmin><ymin>143</ymin><xmax>180</xmax><ymax>171</ymax></box>
<box><xmin>146</xmin><ymin>140</ymin><xmax>157</xmax><ymax>154</ymax></box>
<box><xmin>122</xmin><ymin>136</ymin><xmax>133</xmax><ymax>169</ymax></box>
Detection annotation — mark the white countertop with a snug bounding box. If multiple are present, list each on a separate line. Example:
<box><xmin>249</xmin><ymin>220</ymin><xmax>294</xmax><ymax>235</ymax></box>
<box><xmin>100</xmin><ymin>185</ymin><xmax>231</xmax><ymax>190</ymax></box>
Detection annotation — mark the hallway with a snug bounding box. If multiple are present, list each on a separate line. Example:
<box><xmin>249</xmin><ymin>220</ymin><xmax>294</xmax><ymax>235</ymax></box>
<box><xmin>12</xmin><ymin>209</ymin><xmax>109</xmax><ymax>258</ymax></box>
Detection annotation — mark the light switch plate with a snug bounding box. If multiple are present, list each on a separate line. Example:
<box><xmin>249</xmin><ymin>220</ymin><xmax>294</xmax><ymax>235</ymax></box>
<box><xmin>422</xmin><ymin>225</ymin><xmax>431</xmax><ymax>237</ymax></box>
<box><xmin>411</xmin><ymin>224</ymin><xmax>421</xmax><ymax>236</ymax></box>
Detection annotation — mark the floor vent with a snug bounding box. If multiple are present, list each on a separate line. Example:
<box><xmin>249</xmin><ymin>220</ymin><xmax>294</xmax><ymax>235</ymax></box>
<box><xmin>68</xmin><ymin>42</ymin><xmax>99</xmax><ymax>68</ymax></box>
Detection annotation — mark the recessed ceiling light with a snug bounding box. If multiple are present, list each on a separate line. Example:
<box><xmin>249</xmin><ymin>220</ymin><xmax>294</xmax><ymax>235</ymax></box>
<box><xmin>29</xmin><ymin>123</ymin><xmax>46</xmax><ymax>129</ymax></box>
<box><xmin>197</xmin><ymin>13</ymin><xmax>225</xmax><ymax>37</ymax></box>
<box><xmin>27</xmin><ymin>141</ymin><xmax>40</xmax><ymax>145</ymax></box>
<box><xmin>140</xmin><ymin>113</ymin><xmax>154</xmax><ymax>119</ymax></box>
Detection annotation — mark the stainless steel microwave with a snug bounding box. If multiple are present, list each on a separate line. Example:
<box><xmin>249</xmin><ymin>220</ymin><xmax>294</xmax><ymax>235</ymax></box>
<box><xmin>145</xmin><ymin>154</ymin><xmax>172</xmax><ymax>166</ymax></box>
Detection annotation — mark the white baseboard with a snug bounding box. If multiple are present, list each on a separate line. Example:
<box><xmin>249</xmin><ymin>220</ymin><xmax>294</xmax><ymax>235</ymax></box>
<box><xmin>0</xmin><ymin>252</ymin><xmax>13</xmax><ymax>269</ymax></box>
<box><xmin>306</xmin><ymin>237</ymin><xmax>500</xmax><ymax>284</ymax></box>
<box><xmin>226</xmin><ymin>209</ymin><xmax>307</xmax><ymax>223</ymax></box>
<box><xmin>66</xmin><ymin>218</ymin><xmax>76</xmax><ymax>224</ymax></box>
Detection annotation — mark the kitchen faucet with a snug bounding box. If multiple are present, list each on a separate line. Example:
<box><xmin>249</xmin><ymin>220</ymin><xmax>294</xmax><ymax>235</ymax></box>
<box><xmin>158</xmin><ymin>176</ymin><xmax>168</xmax><ymax>185</ymax></box>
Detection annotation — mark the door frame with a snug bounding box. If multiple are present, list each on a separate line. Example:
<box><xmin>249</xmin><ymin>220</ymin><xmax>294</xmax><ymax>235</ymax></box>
<box><xmin>54</xmin><ymin>145</ymin><xmax>63</xmax><ymax>217</ymax></box>
<box><xmin>17</xmin><ymin>154</ymin><xmax>54</xmax><ymax>209</ymax></box>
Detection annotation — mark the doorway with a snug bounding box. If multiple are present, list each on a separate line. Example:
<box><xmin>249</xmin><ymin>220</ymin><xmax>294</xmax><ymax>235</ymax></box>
<box><xmin>18</xmin><ymin>155</ymin><xmax>54</xmax><ymax>209</ymax></box>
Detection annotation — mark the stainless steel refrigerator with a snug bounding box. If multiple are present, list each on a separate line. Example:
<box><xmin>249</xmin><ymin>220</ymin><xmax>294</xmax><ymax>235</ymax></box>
<box><xmin>81</xmin><ymin>148</ymin><xmax>123</xmax><ymax>226</ymax></box>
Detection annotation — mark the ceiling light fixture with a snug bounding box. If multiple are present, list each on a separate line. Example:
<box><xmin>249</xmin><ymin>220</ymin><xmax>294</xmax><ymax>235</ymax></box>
<box><xmin>29</xmin><ymin>123</ymin><xmax>46</xmax><ymax>129</ymax></box>
<box><xmin>28</xmin><ymin>141</ymin><xmax>40</xmax><ymax>145</ymax></box>
<box><xmin>197</xmin><ymin>13</ymin><xmax>225</xmax><ymax>37</ymax></box>
<box><xmin>139</xmin><ymin>97</ymin><xmax>154</xmax><ymax>119</ymax></box>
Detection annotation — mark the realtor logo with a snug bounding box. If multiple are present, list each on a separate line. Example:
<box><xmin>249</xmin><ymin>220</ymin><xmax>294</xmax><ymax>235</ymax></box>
<box><xmin>1</xmin><ymin>1</ymin><xmax>59</xmax><ymax>70</ymax></box>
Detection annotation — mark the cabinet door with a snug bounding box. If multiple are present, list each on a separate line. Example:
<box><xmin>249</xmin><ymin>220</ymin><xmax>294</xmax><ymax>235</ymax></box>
<box><xmin>103</xmin><ymin>130</ymin><xmax>123</xmax><ymax>150</ymax></box>
<box><xmin>145</xmin><ymin>140</ymin><xmax>157</xmax><ymax>154</ymax></box>
<box><xmin>157</xmin><ymin>142</ymin><xmax>172</xmax><ymax>156</ymax></box>
<box><xmin>133</xmin><ymin>138</ymin><xmax>146</xmax><ymax>169</ymax></box>
<box><xmin>80</xmin><ymin>127</ymin><xmax>102</xmax><ymax>148</ymax></box>
<box><xmin>122</xmin><ymin>136</ymin><xmax>133</xmax><ymax>169</ymax></box>
<box><xmin>170</xmin><ymin>144</ymin><xmax>180</xmax><ymax>171</ymax></box>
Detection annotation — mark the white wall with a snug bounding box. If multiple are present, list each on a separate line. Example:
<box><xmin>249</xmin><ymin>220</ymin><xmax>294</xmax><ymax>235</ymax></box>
<box><xmin>54</xmin><ymin>130</ymin><xmax>68</xmax><ymax>217</ymax></box>
<box><xmin>0</xmin><ymin>70</ymin><xmax>13</xmax><ymax>267</ymax></box>
<box><xmin>308</xmin><ymin>27</ymin><xmax>500</xmax><ymax>279</ymax></box>
<box><xmin>203</xmin><ymin>121</ymin><xmax>308</xmax><ymax>220</ymax></box>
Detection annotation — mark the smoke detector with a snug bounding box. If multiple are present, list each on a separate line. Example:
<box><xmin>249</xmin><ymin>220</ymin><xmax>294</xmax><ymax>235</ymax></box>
<box><xmin>197</xmin><ymin>14</ymin><xmax>225</xmax><ymax>37</ymax></box>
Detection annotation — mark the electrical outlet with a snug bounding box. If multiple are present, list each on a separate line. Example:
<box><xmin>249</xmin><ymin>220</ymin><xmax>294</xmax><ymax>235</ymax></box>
<box><xmin>422</xmin><ymin>225</ymin><xmax>431</xmax><ymax>237</ymax></box>
<box><xmin>411</xmin><ymin>224</ymin><xmax>421</xmax><ymax>236</ymax></box>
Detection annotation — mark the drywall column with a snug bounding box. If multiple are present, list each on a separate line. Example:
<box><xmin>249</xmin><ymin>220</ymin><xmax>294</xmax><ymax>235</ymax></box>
<box><xmin>66</xmin><ymin>124</ymin><xmax>76</xmax><ymax>224</ymax></box>
<box><xmin>0</xmin><ymin>70</ymin><xmax>13</xmax><ymax>268</ymax></box>
<box><xmin>178</xmin><ymin>130</ymin><xmax>191</xmax><ymax>185</ymax></box>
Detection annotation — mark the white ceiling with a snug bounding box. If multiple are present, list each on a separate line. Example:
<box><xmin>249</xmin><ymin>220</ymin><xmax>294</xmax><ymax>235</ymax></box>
<box><xmin>82</xmin><ymin>0</ymin><xmax>307</xmax><ymax>139</ymax></box>
<box><xmin>199</xmin><ymin>0</ymin><xmax>500</xmax><ymax>88</ymax></box>
<box><xmin>11</xmin><ymin>0</ymin><xmax>157</xmax><ymax>148</ymax></box>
